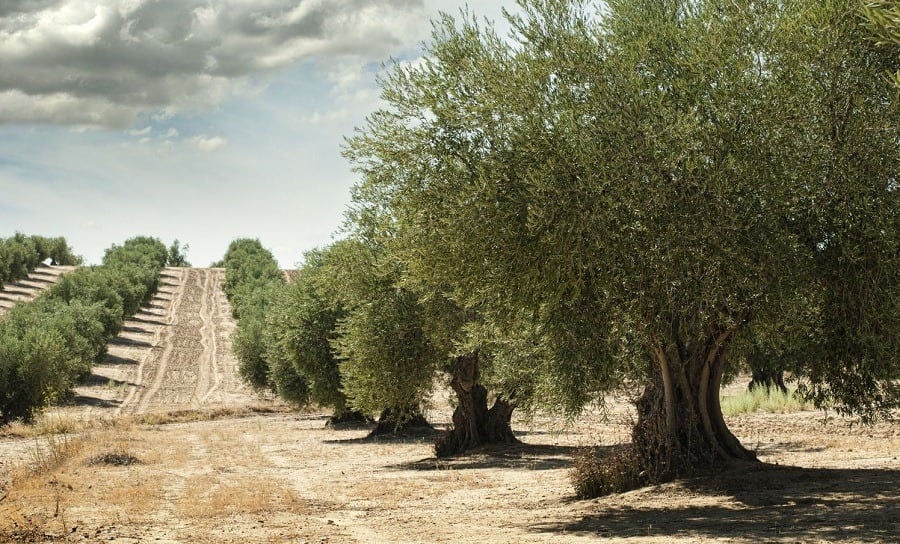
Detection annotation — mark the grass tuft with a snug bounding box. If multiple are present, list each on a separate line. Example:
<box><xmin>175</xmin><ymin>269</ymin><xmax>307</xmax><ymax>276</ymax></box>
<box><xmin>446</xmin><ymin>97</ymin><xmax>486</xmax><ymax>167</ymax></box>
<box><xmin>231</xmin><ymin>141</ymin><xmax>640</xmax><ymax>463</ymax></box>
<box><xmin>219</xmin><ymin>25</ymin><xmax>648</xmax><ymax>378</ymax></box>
<box><xmin>88</xmin><ymin>450</ymin><xmax>140</xmax><ymax>467</ymax></box>
<box><xmin>721</xmin><ymin>387</ymin><xmax>813</xmax><ymax>417</ymax></box>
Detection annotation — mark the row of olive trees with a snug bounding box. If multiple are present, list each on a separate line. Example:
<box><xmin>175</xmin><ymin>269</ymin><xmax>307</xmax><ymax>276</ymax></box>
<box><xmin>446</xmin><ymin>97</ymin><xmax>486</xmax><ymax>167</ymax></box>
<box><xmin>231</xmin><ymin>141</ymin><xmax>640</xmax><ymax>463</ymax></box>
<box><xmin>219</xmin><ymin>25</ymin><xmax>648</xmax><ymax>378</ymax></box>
<box><xmin>338</xmin><ymin>0</ymin><xmax>898</xmax><ymax>496</ymax></box>
<box><xmin>0</xmin><ymin>233</ymin><xmax>81</xmax><ymax>288</ymax></box>
<box><xmin>0</xmin><ymin>236</ymin><xmax>169</xmax><ymax>423</ymax></box>
<box><xmin>229</xmin><ymin>234</ymin><xmax>552</xmax><ymax>446</ymax></box>
<box><xmin>218</xmin><ymin>239</ymin><xmax>299</xmax><ymax>397</ymax></box>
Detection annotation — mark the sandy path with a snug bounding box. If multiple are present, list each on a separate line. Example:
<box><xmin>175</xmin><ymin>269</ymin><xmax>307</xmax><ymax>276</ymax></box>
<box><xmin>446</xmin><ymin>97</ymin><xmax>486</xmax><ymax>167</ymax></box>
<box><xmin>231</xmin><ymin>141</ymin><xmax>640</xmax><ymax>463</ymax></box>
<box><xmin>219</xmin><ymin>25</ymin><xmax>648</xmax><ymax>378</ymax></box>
<box><xmin>0</xmin><ymin>264</ymin><xmax>76</xmax><ymax>318</ymax></box>
<box><xmin>58</xmin><ymin>267</ymin><xmax>258</xmax><ymax>418</ymax></box>
<box><xmin>2</xmin><ymin>404</ymin><xmax>897</xmax><ymax>543</ymax></box>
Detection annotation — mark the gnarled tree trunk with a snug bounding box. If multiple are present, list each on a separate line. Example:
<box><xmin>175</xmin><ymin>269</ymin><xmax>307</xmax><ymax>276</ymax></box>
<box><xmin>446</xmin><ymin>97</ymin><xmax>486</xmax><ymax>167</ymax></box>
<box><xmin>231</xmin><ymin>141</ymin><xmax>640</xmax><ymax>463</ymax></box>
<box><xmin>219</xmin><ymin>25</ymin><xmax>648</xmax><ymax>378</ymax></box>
<box><xmin>748</xmin><ymin>369</ymin><xmax>788</xmax><ymax>394</ymax></box>
<box><xmin>326</xmin><ymin>408</ymin><xmax>372</xmax><ymax>427</ymax></box>
<box><xmin>368</xmin><ymin>406</ymin><xmax>431</xmax><ymax>437</ymax></box>
<box><xmin>631</xmin><ymin>323</ymin><xmax>758</xmax><ymax>485</ymax></box>
<box><xmin>435</xmin><ymin>352</ymin><xmax>518</xmax><ymax>457</ymax></box>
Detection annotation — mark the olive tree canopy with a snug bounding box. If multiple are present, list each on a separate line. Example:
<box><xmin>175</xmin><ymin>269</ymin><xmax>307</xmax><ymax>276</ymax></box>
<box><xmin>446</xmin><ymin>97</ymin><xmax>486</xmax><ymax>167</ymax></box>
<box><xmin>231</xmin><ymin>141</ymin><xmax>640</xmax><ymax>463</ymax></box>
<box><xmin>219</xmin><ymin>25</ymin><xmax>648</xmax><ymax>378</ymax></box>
<box><xmin>345</xmin><ymin>0</ymin><xmax>899</xmax><ymax>489</ymax></box>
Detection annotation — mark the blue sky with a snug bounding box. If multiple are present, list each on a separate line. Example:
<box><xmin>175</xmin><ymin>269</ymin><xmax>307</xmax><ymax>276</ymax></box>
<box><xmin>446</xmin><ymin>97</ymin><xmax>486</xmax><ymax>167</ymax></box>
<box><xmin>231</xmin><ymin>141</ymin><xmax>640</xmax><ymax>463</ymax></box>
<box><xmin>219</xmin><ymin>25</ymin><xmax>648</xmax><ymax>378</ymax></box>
<box><xmin>0</xmin><ymin>0</ymin><xmax>517</xmax><ymax>267</ymax></box>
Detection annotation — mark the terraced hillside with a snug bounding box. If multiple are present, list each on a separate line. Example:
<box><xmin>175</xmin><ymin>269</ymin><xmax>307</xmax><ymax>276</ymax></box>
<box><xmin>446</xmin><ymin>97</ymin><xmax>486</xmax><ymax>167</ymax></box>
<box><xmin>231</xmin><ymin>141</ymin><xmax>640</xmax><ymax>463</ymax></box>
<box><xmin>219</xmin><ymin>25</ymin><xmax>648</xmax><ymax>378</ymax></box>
<box><xmin>58</xmin><ymin>267</ymin><xmax>260</xmax><ymax>417</ymax></box>
<box><xmin>0</xmin><ymin>264</ymin><xmax>76</xmax><ymax>318</ymax></box>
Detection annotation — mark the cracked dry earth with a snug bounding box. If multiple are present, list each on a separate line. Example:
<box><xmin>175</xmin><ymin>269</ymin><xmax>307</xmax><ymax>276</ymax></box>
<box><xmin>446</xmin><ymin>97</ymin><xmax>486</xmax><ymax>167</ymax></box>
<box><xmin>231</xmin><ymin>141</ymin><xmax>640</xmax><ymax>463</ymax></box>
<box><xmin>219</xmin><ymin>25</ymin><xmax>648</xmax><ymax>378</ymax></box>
<box><xmin>0</xmin><ymin>268</ymin><xmax>898</xmax><ymax>543</ymax></box>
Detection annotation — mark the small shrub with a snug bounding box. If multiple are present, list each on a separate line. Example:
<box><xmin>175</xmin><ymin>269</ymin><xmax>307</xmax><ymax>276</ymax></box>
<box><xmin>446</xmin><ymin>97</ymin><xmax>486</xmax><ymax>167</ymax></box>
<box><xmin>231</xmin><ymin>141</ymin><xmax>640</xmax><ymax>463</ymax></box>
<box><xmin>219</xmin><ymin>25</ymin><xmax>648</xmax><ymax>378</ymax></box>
<box><xmin>570</xmin><ymin>445</ymin><xmax>643</xmax><ymax>499</ymax></box>
<box><xmin>88</xmin><ymin>450</ymin><xmax>140</xmax><ymax>466</ymax></box>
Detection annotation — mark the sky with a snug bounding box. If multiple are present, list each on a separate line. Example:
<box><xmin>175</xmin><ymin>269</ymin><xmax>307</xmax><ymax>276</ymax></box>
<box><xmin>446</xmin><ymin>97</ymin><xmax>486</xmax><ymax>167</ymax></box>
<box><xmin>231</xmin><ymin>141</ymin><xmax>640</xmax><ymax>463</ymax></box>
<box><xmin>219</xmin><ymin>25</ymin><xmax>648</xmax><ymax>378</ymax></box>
<box><xmin>0</xmin><ymin>0</ymin><xmax>520</xmax><ymax>267</ymax></box>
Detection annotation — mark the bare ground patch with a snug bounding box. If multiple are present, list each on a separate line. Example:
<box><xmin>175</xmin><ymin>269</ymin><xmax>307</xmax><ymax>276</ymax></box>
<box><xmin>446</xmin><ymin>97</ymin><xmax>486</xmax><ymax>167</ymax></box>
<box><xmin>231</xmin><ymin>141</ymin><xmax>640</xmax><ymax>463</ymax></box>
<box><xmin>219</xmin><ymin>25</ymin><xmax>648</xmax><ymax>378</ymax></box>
<box><xmin>1</xmin><ymin>270</ymin><xmax>896</xmax><ymax>542</ymax></box>
<box><xmin>0</xmin><ymin>404</ymin><xmax>896</xmax><ymax>543</ymax></box>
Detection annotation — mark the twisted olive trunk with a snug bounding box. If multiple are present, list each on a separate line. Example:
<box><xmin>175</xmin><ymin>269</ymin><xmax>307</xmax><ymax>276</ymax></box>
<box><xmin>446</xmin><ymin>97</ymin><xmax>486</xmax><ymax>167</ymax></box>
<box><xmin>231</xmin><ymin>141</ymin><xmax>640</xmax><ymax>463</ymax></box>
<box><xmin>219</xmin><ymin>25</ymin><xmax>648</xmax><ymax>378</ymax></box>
<box><xmin>435</xmin><ymin>352</ymin><xmax>518</xmax><ymax>457</ymax></box>
<box><xmin>632</xmin><ymin>323</ymin><xmax>757</xmax><ymax>483</ymax></box>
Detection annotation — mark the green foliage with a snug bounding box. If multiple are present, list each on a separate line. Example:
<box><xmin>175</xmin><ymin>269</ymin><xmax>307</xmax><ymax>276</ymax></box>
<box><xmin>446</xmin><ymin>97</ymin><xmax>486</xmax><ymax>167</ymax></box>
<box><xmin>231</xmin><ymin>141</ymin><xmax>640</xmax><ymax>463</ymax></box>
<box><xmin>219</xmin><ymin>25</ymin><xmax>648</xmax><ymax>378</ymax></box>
<box><xmin>222</xmin><ymin>238</ymin><xmax>284</xmax><ymax>315</ymax></box>
<box><xmin>319</xmin><ymin>238</ymin><xmax>441</xmax><ymax>422</ymax></box>
<box><xmin>0</xmin><ymin>325</ymin><xmax>73</xmax><ymax>422</ymax></box>
<box><xmin>345</xmin><ymin>0</ymin><xmax>899</xmax><ymax>425</ymax></box>
<box><xmin>0</xmin><ymin>234</ymin><xmax>80</xmax><ymax>288</ymax></box>
<box><xmin>0</xmin><ymin>236</ymin><xmax>167</xmax><ymax>422</ymax></box>
<box><xmin>863</xmin><ymin>0</ymin><xmax>900</xmax><ymax>86</ymax></box>
<box><xmin>264</xmin><ymin>248</ymin><xmax>347</xmax><ymax>411</ymax></box>
<box><xmin>166</xmin><ymin>239</ymin><xmax>191</xmax><ymax>267</ymax></box>
<box><xmin>49</xmin><ymin>268</ymin><xmax>125</xmax><ymax>338</ymax></box>
<box><xmin>219</xmin><ymin>239</ymin><xmax>289</xmax><ymax>393</ymax></box>
<box><xmin>261</xmin><ymin>237</ymin><xmax>443</xmax><ymax>422</ymax></box>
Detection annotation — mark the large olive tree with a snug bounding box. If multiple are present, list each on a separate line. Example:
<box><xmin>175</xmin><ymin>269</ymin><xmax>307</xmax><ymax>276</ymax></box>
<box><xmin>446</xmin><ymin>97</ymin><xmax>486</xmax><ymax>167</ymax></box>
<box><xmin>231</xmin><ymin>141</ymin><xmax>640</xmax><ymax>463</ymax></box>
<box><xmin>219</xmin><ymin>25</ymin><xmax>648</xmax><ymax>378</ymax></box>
<box><xmin>345</xmin><ymin>0</ymin><xmax>899</xmax><ymax>490</ymax></box>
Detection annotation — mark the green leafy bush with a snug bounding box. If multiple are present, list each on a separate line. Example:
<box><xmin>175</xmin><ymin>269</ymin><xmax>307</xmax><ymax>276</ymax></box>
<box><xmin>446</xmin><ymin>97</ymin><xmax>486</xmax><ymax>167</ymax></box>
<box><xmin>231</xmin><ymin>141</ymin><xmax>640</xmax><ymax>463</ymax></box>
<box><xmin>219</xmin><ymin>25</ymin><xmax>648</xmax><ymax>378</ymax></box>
<box><xmin>0</xmin><ymin>234</ymin><xmax>80</xmax><ymax>288</ymax></box>
<box><xmin>0</xmin><ymin>236</ymin><xmax>167</xmax><ymax>423</ymax></box>
<box><xmin>219</xmin><ymin>239</ymin><xmax>291</xmax><ymax>394</ymax></box>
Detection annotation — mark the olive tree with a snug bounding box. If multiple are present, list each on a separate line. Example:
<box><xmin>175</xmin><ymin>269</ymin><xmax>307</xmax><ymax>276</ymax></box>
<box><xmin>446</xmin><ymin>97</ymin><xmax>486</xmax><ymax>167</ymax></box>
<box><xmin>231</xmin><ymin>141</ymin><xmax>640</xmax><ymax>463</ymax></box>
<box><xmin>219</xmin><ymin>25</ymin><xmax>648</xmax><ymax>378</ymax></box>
<box><xmin>219</xmin><ymin>238</ymin><xmax>295</xmax><ymax>393</ymax></box>
<box><xmin>318</xmin><ymin>238</ymin><xmax>439</xmax><ymax>433</ymax></box>
<box><xmin>265</xmin><ymin>247</ymin><xmax>363</xmax><ymax>421</ymax></box>
<box><xmin>345</xmin><ymin>0</ymin><xmax>898</xmax><ymax>491</ymax></box>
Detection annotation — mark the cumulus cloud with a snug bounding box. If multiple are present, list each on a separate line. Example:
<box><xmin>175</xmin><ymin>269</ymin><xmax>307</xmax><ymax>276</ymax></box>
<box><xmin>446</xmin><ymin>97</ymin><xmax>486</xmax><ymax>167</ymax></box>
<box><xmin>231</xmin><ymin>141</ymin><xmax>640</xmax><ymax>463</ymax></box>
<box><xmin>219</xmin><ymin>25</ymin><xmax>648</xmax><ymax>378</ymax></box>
<box><xmin>0</xmin><ymin>0</ymin><xmax>426</xmax><ymax>128</ymax></box>
<box><xmin>188</xmin><ymin>134</ymin><xmax>226</xmax><ymax>151</ymax></box>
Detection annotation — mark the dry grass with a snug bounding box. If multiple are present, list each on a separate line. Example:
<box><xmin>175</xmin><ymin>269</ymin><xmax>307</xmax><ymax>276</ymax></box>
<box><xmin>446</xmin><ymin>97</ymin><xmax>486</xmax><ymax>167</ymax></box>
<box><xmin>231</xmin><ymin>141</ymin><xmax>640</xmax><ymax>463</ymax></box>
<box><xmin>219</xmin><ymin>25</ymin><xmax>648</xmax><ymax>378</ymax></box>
<box><xmin>0</xmin><ymin>425</ymin><xmax>149</xmax><ymax>541</ymax></box>
<box><xmin>0</xmin><ymin>404</ymin><xmax>289</xmax><ymax>440</ymax></box>
<box><xmin>721</xmin><ymin>386</ymin><xmax>814</xmax><ymax>417</ymax></box>
<box><xmin>0</xmin><ymin>412</ymin><xmax>122</xmax><ymax>439</ymax></box>
<box><xmin>178</xmin><ymin>474</ymin><xmax>311</xmax><ymax>518</ymax></box>
<box><xmin>130</xmin><ymin>403</ymin><xmax>292</xmax><ymax>426</ymax></box>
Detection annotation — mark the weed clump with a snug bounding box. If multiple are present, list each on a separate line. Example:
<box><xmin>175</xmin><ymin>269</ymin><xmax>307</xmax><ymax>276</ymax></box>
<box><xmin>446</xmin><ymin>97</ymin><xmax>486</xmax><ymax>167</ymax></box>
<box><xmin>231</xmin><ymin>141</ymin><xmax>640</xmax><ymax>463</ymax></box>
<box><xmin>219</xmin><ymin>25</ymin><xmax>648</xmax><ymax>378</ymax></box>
<box><xmin>88</xmin><ymin>451</ymin><xmax>140</xmax><ymax>467</ymax></box>
<box><xmin>570</xmin><ymin>445</ymin><xmax>643</xmax><ymax>499</ymax></box>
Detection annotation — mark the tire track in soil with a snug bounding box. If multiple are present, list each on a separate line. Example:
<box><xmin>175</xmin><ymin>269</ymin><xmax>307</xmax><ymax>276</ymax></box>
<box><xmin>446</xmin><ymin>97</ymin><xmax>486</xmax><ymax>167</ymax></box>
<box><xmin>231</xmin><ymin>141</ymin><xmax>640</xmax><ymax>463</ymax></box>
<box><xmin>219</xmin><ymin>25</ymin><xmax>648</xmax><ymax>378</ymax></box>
<box><xmin>124</xmin><ymin>268</ymin><xmax>252</xmax><ymax>414</ymax></box>
<box><xmin>56</xmin><ymin>267</ymin><xmax>256</xmax><ymax>418</ymax></box>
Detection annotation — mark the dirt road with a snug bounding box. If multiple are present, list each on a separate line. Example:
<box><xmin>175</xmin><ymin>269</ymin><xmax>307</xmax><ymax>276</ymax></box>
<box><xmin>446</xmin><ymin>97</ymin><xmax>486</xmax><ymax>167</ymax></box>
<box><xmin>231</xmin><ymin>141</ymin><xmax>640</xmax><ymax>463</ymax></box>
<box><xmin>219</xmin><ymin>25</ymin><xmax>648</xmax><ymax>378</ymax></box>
<box><xmin>60</xmin><ymin>267</ymin><xmax>259</xmax><ymax>417</ymax></box>
<box><xmin>1</xmin><ymin>267</ymin><xmax>897</xmax><ymax>543</ymax></box>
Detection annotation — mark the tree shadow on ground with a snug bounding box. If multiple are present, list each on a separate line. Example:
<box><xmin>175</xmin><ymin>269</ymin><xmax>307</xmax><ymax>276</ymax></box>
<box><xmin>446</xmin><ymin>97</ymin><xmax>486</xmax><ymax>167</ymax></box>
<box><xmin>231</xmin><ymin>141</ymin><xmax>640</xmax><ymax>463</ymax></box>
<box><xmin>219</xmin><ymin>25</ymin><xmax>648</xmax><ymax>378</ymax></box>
<box><xmin>0</xmin><ymin>286</ymin><xmax>33</xmax><ymax>297</ymax></box>
<box><xmin>119</xmin><ymin>325</ymin><xmax>151</xmax><ymax>335</ymax></box>
<box><xmin>128</xmin><ymin>315</ymin><xmax>167</xmax><ymax>326</ymax></box>
<box><xmin>532</xmin><ymin>464</ymin><xmax>899</xmax><ymax>542</ymax></box>
<box><xmin>62</xmin><ymin>395</ymin><xmax>121</xmax><ymax>409</ymax></box>
<box><xmin>752</xmin><ymin>440</ymin><xmax>829</xmax><ymax>456</ymax></box>
<box><xmin>391</xmin><ymin>442</ymin><xmax>595</xmax><ymax>472</ymax></box>
<box><xmin>77</xmin><ymin>373</ymin><xmax>136</xmax><ymax>388</ymax></box>
<box><xmin>108</xmin><ymin>336</ymin><xmax>152</xmax><ymax>348</ymax></box>
<box><xmin>322</xmin><ymin>425</ymin><xmax>439</xmax><ymax>446</ymax></box>
<box><xmin>102</xmin><ymin>354</ymin><xmax>138</xmax><ymax>366</ymax></box>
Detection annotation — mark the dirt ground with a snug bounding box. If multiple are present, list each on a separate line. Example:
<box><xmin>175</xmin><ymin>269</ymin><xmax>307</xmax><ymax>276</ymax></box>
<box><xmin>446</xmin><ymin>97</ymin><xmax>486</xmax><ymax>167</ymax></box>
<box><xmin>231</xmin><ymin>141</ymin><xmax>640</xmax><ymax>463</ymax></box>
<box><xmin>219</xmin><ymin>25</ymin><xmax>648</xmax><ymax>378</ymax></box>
<box><xmin>0</xmin><ymin>268</ymin><xmax>897</xmax><ymax>543</ymax></box>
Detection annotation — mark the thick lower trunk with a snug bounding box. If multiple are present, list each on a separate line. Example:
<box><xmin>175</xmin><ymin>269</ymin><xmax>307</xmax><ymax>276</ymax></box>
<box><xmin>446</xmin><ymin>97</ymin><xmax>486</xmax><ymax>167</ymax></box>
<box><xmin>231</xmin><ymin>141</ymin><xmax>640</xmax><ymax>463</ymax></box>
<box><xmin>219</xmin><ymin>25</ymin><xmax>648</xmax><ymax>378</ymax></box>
<box><xmin>632</xmin><ymin>332</ymin><xmax>757</xmax><ymax>485</ymax></box>
<box><xmin>434</xmin><ymin>353</ymin><xmax>518</xmax><ymax>458</ymax></box>
<box><xmin>368</xmin><ymin>406</ymin><xmax>431</xmax><ymax>437</ymax></box>
<box><xmin>326</xmin><ymin>408</ymin><xmax>372</xmax><ymax>427</ymax></box>
<box><xmin>748</xmin><ymin>369</ymin><xmax>788</xmax><ymax>394</ymax></box>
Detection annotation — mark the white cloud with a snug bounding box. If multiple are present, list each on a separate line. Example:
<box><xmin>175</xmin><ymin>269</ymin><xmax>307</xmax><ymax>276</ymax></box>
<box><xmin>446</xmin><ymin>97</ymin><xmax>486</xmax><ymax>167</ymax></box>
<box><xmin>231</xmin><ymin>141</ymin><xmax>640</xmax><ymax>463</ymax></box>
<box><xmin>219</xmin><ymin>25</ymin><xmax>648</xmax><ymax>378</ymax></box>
<box><xmin>188</xmin><ymin>134</ymin><xmax>226</xmax><ymax>151</ymax></box>
<box><xmin>0</xmin><ymin>0</ymin><xmax>427</xmax><ymax>128</ymax></box>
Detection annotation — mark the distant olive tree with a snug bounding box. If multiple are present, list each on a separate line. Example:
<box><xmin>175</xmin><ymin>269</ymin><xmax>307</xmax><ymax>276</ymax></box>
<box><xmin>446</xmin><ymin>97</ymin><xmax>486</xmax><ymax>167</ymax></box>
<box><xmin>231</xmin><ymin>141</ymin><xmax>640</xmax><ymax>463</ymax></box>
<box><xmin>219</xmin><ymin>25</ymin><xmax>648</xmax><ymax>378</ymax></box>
<box><xmin>166</xmin><ymin>240</ymin><xmax>191</xmax><ymax>267</ymax></box>
<box><xmin>219</xmin><ymin>238</ymin><xmax>300</xmax><ymax>396</ymax></box>
<box><xmin>1</xmin><ymin>236</ymin><xmax>167</xmax><ymax>422</ymax></box>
